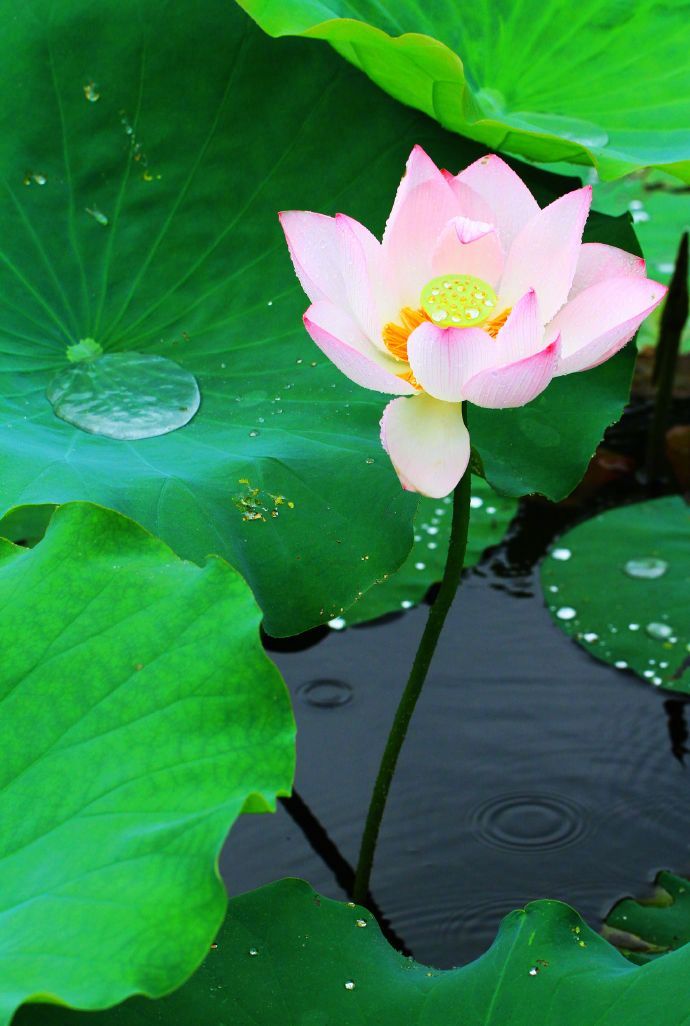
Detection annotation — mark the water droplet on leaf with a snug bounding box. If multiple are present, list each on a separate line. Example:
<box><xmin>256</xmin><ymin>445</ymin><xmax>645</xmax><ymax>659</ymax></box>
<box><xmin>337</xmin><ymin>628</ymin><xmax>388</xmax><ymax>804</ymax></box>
<box><xmin>646</xmin><ymin>621</ymin><xmax>673</xmax><ymax>640</ymax></box>
<box><xmin>46</xmin><ymin>352</ymin><xmax>200</xmax><ymax>440</ymax></box>
<box><xmin>624</xmin><ymin>557</ymin><xmax>668</xmax><ymax>580</ymax></box>
<box><xmin>86</xmin><ymin>206</ymin><xmax>108</xmax><ymax>226</ymax></box>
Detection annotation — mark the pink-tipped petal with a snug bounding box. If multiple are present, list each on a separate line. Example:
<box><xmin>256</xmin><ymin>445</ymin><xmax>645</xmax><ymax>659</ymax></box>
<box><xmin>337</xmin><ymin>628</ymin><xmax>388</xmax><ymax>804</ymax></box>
<box><xmin>380</xmin><ymin>393</ymin><xmax>470</xmax><ymax>498</ymax></box>
<box><xmin>500</xmin><ymin>187</ymin><xmax>593</xmax><ymax>323</ymax></box>
<box><xmin>490</xmin><ymin>288</ymin><xmax>544</xmax><ymax>363</ymax></box>
<box><xmin>456</xmin><ymin>154</ymin><xmax>540</xmax><ymax>250</ymax></box>
<box><xmin>442</xmin><ymin>172</ymin><xmax>496</xmax><ymax>226</ymax></box>
<box><xmin>335</xmin><ymin>213</ymin><xmax>394</xmax><ymax>347</ymax></box>
<box><xmin>407</xmin><ymin>322</ymin><xmax>486</xmax><ymax>402</ymax></box>
<box><xmin>391</xmin><ymin>144</ymin><xmax>444</xmax><ymax>198</ymax></box>
<box><xmin>279</xmin><ymin>210</ymin><xmax>348</xmax><ymax>307</ymax></box>
<box><xmin>550</xmin><ymin>276</ymin><xmax>667</xmax><ymax>376</ymax></box>
<box><xmin>304</xmin><ymin>301</ymin><xmax>416</xmax><ymax>395</ymax></box>
<box><xmin>431</xmin><ymin>216</ymin><xmax>504</xmax><ymax>285</ymax></box>
<box><xmin>461</xmin><ymin>336</ymin><xmax>560</xmax><ymax>408</ymax></box>
<box><xmin>382</xmin><ymin>146</ymin><xmax>458</xmax><ymax>306</ymax></box>
<box><xmin>570</xmin><ymin>242</ymin><xmax>646</xmax><ymax>298</ymax></box>
<box><xmin>408</xmin><ymin>291</ymin><xmax>544</xmax><ymax>401</ymax></box>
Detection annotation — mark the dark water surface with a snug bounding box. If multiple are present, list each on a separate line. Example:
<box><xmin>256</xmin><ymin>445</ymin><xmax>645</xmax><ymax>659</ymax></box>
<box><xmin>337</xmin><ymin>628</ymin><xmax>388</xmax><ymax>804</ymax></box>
<box><xmin>221</xmin><ymin>496</ymin><xmax>690</xmax><ymax>969</ymax></box>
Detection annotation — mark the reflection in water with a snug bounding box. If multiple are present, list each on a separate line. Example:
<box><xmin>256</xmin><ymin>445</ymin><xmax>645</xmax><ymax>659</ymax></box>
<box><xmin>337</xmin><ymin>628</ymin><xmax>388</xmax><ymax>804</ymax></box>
<box><xmin>664</xmin><ymin>698</ymin><xmax>689</xmax><ymax>765</ymax></box>
<box><xmin>224</xmin><ymin>477</ymin><xmax>690</xmax><ymax>967</ymax></box>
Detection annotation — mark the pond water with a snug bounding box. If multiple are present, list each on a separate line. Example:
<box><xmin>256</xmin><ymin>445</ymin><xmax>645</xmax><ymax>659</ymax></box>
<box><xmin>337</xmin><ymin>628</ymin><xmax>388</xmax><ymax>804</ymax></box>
<box><xmin>222</xmin><ymin>454</ymin><xmax>690</xmax><ymax>969</ymax></box>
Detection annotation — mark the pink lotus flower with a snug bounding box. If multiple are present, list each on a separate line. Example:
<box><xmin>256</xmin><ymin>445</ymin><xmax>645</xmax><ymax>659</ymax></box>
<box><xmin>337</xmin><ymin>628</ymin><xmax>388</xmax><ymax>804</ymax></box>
<box><xmin>279</xmin><ymin>147</ymin><xmax>666</xmax><ymax>498</ymax></box>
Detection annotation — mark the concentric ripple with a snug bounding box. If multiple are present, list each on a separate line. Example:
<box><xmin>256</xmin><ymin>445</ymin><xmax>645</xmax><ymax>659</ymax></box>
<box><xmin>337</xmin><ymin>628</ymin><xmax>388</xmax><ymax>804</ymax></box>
<box><xmin>469</xmin><ymin>793</ymin><xmax>590</xmax><ymax>853</ymax></box>
<box><xmin>297</xmin><ymin>678</ymin><xmax>354</xmax><ymax>708</ymax></box>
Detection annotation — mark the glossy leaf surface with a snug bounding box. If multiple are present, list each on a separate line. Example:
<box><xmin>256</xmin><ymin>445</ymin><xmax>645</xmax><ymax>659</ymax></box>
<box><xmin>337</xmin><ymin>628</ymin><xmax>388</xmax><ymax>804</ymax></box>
<box><xmin>19</xmin><ymin>878</ymin><xmax>690</xmax><ymax>1024</ymax></box>
<box><xmin>237</xmin><ymin>0</ymin><xmax>690</xmax><ymax>180</ymax></box>
<box><xmin>0</xmin><ymin>503</ymin><xmax>294</xmax><ymax>1023</ymax></box>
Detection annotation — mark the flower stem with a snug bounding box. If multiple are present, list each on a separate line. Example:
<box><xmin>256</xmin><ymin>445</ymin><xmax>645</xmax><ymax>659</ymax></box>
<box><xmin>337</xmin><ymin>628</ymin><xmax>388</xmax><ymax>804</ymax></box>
<box><xmin>352</xmin><ymin>447</ymin><xmax>472</xmax><ymax>905</ymax></box>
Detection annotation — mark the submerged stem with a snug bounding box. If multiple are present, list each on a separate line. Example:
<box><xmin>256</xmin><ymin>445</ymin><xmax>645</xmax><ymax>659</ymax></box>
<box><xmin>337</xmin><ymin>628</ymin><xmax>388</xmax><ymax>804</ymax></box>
<box><xmin>352</xmin><ymin>438</ymin><xmax>472</xmax><ymax>905</ymax></box>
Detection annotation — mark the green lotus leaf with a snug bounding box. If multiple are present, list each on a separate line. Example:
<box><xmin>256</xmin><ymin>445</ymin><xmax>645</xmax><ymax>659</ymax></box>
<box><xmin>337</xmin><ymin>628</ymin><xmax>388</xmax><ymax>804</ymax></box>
<box><xmin>0</xmin><ymin>0</ymin><xmax>638</xmax><ymax>636</ymax></box>
<box><xmin>18</xmin><ymin>878</ymin><xmax>690</xmax><ymax>1025</ymax></box>
<box><xmin>343</xmin><ymin>476</ymin><xmax>518</xmax><ymax>625</ymax></box>
<box><xmin>540</xmin><ymin>496</ymin><xmax>690</xmax><ymax>692</ymax></box>
<box><xmin>0</xmin><ymin>502</ymin><xmax>294</xmax><ymax>1024</ymax></box>
<box><xmin>235</xmin><ymin>0</ymin><xmax>690</xmax><ymax>181</ymax></box>
<box><xmin>606</xmin><ymin>871</ymin><xmax>690</xmax><ymax>964</ymax></box>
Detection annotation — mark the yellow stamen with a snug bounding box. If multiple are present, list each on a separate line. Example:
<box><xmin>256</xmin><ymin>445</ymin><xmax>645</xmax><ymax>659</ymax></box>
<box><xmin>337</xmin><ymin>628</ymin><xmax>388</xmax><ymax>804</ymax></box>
<box><xmin>484</xmin><ymin>307</ymin><xmax>511</xmax><ymax>338</ymax></box>
<box><xmin>382</xmin><ymin>306</ymin><xmax>428</xmax><ymax>361</ymax></box>
<box><xmin>397</xmin><ymin>366</ymin><xmax>422</xmax><ymax>390</ymax></box>
<box><xmin>382</xmin><ymin>289</ymin><xmax>510</xmax><ymax>394</ymax></box>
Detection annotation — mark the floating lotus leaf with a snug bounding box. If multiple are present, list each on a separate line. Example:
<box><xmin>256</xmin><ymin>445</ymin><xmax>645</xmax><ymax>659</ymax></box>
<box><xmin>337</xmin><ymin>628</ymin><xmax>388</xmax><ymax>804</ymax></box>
<box><xmin>541</xmin><ymin>496</ymin><xmax>690</xmax><ymax>692</ymax></box>
<box><xmin>18</xmin><ymin>878</ymin><xmax>690</xmax><ymax>1024</ymax></box>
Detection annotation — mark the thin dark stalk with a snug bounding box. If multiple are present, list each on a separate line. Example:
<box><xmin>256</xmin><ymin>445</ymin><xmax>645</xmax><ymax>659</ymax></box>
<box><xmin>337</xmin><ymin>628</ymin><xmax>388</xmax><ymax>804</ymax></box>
<box><xmin>352</xmin><ymin>439</ymin><xmax>472</xmax><ymax>903</ymax></box>
<box><xmin>280</xmin><ymin>789</ymin><xmax>411</xmax><ymax>954</ymax></box>
<box><xmin>647</xmin><ymin>232</ymin><xmax>689</xmax><ymax>481</ymax></box>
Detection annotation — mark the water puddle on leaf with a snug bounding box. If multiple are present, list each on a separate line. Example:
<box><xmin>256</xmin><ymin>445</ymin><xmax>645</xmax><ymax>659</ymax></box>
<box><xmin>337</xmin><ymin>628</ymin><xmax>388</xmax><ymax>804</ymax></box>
<box><xmin>46</xmin><ymin>351</ymin><xmax>200</xmax><ymax>440</ymax></box>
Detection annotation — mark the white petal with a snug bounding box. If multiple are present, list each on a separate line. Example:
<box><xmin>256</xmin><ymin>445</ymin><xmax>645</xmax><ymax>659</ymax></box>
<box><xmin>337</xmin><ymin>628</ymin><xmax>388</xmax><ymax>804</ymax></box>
<box><xmin>380</xmin><ymin>393</ymin><xmax>470</xmax><ymax>498</ymax></box>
